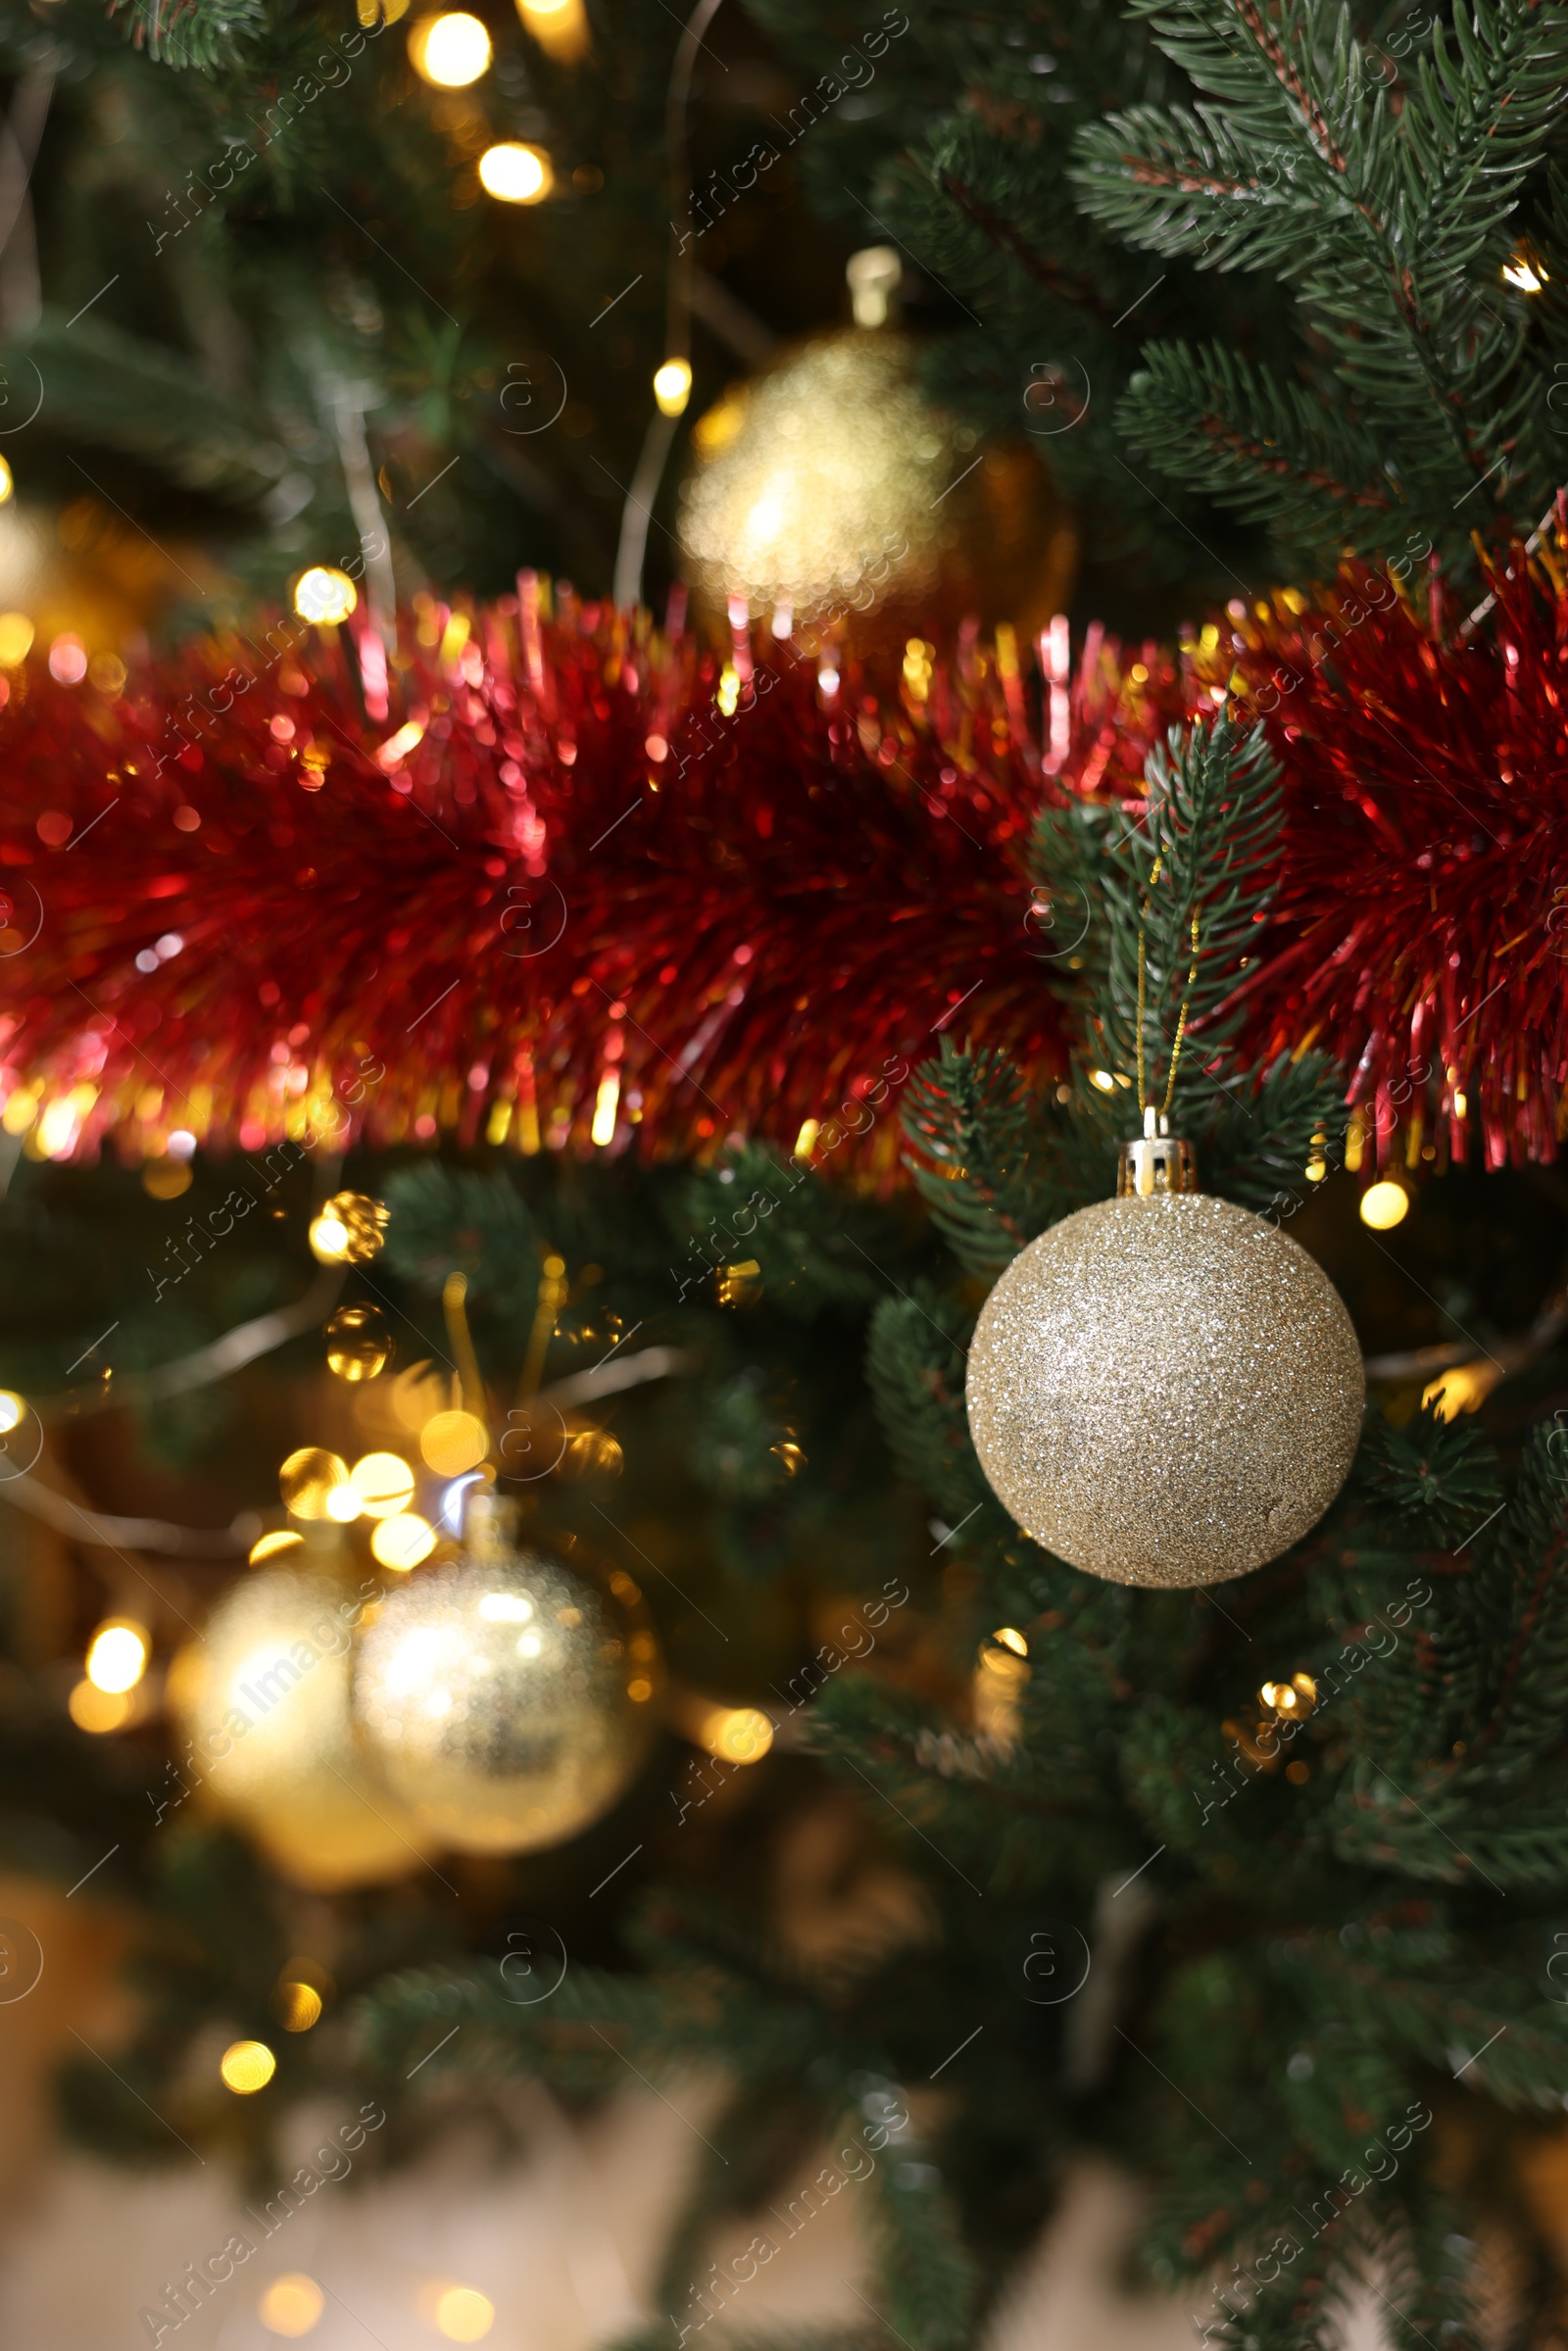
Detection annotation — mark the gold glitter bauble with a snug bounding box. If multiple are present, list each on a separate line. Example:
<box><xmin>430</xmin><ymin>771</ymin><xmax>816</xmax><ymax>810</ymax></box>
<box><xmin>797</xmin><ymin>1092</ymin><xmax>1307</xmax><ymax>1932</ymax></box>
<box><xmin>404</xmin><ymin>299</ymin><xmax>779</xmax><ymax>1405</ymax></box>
<box><xmin>966</xmin><ymin>1195</ymin><xmax>1364</xmax><ymax>1588</ymax></box>
<box><xmin>350</xmin><ymin>1494</ymin><xmax>662</xmax><ymax>1854</ymax></box>
<box><xmin>171</xmin><ymin>1566</ymin><xmax>433</xmax><ymax>1889</ymax></box>
<box><xmin>678</xmin><ymin>331</ymin><xmax>956</xmax><ymax>624</ymax></box>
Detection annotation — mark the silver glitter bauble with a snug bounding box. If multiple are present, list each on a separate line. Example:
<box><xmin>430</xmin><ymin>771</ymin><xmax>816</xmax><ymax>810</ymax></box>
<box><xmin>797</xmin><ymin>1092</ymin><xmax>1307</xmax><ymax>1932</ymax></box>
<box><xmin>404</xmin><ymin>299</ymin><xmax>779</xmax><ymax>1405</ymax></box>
<box><xmin>350</xmin><ymin>1495</ymin><xmax>662</xmax><ymax>1854</ymax></box>
<box><xmin>966</xmin><ymin>1194</ymin><xmax>1364</xmax><ymax>1588</ymax></box>
<box><xmin>171</xmin><ymin>1562</ymin><xmax>433</xmax><ymax>1890</ymax></box>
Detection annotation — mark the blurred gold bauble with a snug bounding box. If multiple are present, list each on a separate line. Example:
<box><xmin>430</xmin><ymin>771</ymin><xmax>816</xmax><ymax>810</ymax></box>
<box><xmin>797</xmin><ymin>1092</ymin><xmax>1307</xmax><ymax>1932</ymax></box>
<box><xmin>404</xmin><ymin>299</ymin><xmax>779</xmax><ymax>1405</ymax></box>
<box><xmin>676</xmin><ymin>329</ymin><xmax>1076</xmax><ymax>637</ymax></box>
<box><xmin>325</xmin><ymin>1301</ymin><xmax>392</xmax><ymax>1381</ymax></box>
<box><xmin>350</xmin><ymin>1494</ymin><xmax>662</xmax><ymax>1854</ymax></box>
<box><xmin>965</xmin><ymin>1195</ymin><xmax>1364</xmax><ymax>1589</ymax></box>
<box><xmin>678</xmin><ymin>332</ymin><xmax>946</xmax><ymax>623</ymax></box>
<box><xmin>171</xmin><ymin>1565</ymin><xmax>433</xmax><ymax>1889</ymax></box>
<box><xmin>309</xmin><ymin>1190</ymin><xmax>388</xmax><ymax>1266</ymax></box>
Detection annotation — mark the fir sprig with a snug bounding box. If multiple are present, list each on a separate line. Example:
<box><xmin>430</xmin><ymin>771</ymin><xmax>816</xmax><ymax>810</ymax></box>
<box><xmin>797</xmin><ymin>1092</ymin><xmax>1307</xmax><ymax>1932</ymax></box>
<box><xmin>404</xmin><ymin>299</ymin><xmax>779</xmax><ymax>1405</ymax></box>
<box><xmin>110</xmin><ymin>0</ymin><xmax>268</xmax><ymax>71</ymax></box>
<box><xmin>1072</xmin><ymin>0</ymin><xmax>1568</xmax><ymax>570</ymax></box>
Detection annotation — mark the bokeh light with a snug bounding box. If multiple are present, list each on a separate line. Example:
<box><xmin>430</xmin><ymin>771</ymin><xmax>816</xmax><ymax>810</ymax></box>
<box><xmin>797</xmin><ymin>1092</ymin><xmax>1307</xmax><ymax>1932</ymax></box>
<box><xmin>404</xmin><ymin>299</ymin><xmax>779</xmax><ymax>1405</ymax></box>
<box><xmin>48</xmin><ymin>634</ymin><xmax>87</xmax><ymax>685</ymax></box>
<box><xmin>86</xmin><ymin>1620</ymin><xmax>149</xmax><ymax>1694</ymax></box>
<box><xmin>435</xmin><ymin>2285</ymin><xmax>495</xmax><ymax>2341</ymax></box>
<box><xmin>1359</xmin><ymin>1180</ymin><xmax>1409</xmax><ymax>1231</ymax></box>
<box><xmin>258</xmin><ymin>2273</ymin><xmax>324</xmax><ymax>2335</ymax></box>
<box><xmin>410</xmin><ymin>11</ymin><xmax>491</xmax><ymax>84</ymax></box>
<box><xmin>249</xmin><ymin>1530</ymin><xmax>304</xmax><ymax>1566</ymax></box>
<box><xmin>419</xmin><ymin>1410</ymin><xmax>489</xmax><ymax>1476</ymax></box>
<box><xmin>310</xmin><ymin>1192</ymin><xmax>388</xmax><ymax>1265</ymax></box>
<box><xmin>278</xmin><ymin>1446</ymin><xmax>351</xmax><ymax>1520</ymax></box>
<box><xmin>370</xmin><ymin>1511</ymin><xmax>438</xmax><ymax>1571</ymax></box>
<box><xmin>220</xmin><ymin>2038</ymin><xmax>277</xmax><ymax>2094</ymax></box>
<box><xmin>653</xmin><ymin>357</ymin><xmax>692</xmax><ymax>417</ymax></box>
<box><xmin>69</xmin><ymin>1679</ymin><xmax>132</xmax><ymax>1734</ymax></box>
<box><xmin>142</xmin><ymin>1156</ymin><xmax>193</xmax><ymax>1200</ymax></box>
<box><xmin>515</xmin><ymin>0</ymin><xmax>589</xmax><ymax>57</ymax></box>
<box><xmin>351</xmin><ymin>1452</ymin><xmax>416</xmax><ymax>1518</ymax></box>
<box><xmin>325</xmin><ymin>1301</ymin><xmax>392</xmax><ymax>1381</ymax></box>
<box><xmin>275</xmin><ymin>1978</ymin><xmax>324</xmax><ymax>2033</ymax></box>
<box><xmin>478</xmin><ymin>142</ymin><xmax>552</xmax><ymax>202</ymax></box>
<box><xmin>309</xmin><ymin>1208</ymin><xmax>351</xmax><ymax>1262</ymax></box>
<box><xmin>292</xmin><ymin>567</ymin><xmax>358</xmax><ymax>625</ymax></box>
<box><xmin>697</xmin><ymin>1705</ymin><xmax>774</xmax><ymax>1764</ymax></box>
<box><xmin>1421</xmin><ymin>1359</ymin><xmax>1504</xmax><ymax>1421</ymax></box>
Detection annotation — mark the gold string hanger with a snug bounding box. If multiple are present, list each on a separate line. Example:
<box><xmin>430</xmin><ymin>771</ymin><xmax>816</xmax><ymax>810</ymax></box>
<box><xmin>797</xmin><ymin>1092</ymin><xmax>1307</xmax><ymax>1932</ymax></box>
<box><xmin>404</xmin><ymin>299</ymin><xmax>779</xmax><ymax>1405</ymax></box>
<box><xmin>1135</xmin><ymin>852</ymin><xmax>1202</xmax><ymax>1120</ymax></box>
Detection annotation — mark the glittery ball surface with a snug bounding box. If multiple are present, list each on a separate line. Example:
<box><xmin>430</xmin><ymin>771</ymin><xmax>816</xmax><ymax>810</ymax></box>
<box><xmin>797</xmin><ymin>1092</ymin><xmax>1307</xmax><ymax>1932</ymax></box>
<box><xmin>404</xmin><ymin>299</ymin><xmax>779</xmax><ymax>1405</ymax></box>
<box><xmin>173</xmin><ymin>1566</ymin><xmax>432</xmax><ymax>1891</ymax></box>
<box><xmin>965</xmin><ymin>1195</ymin><xmax>1365</xmax><ymax>1588</ymax></box>
<box><xmin>352</xmin><ymin>1521</ymin><xmax>661</xmax><ymax>1854</ymax></box>
<box><xmin>677</xmin><ymin>331</ymin><xmax>954</xmax><ymax>621</ymax></box>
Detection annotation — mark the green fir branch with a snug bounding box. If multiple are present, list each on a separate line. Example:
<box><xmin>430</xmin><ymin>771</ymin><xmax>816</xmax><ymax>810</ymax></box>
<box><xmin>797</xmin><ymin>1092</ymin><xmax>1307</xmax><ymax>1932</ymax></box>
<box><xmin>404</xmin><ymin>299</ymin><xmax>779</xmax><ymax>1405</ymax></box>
<box><xmin>861</xmin><ymin>2145</ymin><xmax>977</xmax><ymax>2351</ymax></box>
<box><xmin>682</xmin><ymin>1147</ymin><xmax>906</xmax><ymax>1320</ymax></box>
<box><xmin>1348</xmin><ymin>1407</ymin><xmax>1503</xmax><ymax>1548</ymax></box>
<box><xmin>1034</xmin><ymin>712</ymin><xmax>1284</xmax><ymax>1126</ymax></box>
<box><xmin>1464</xmin><ymin>1423</ymin><xmax>1568</xmax><ymax>1768</ymax></box>
<box><xmin>380</xmin><ymin>1162</ymin><xmax>543</xmax><ymax>1320</ymax></box>
<box><xmin>865</xmin><ymin>1289</ymin><xmax>994</xmax><ymax>1529</ymax></box>
<box><xmin>110</xmin><ymin>0</ymin><xmax>269</xmax><ymax>70</ymax></box>
<box><xmin>1200</xmin><ymin>1051</ymin><xmax>1348</xmax><ymax>1214</ymax></box>
<box><xmin>1070</xmin><ymin>0</ymin><xmax>1568</xmax><ymax>565</ymax></box>
<box><xmin>1115</xmin><ymin>344</ymin><xmax>1398</xmax><ymax>560</ymax></box>
<box><xmin>899</xmin><ymin>1041</ymin><xmax>1049</xmax><ymax>1277</ymax></box>
<box><xmin>1332</xmin><ymin>1755</ymin><xmax>1568</xmax><ymax>1890</ymax></box>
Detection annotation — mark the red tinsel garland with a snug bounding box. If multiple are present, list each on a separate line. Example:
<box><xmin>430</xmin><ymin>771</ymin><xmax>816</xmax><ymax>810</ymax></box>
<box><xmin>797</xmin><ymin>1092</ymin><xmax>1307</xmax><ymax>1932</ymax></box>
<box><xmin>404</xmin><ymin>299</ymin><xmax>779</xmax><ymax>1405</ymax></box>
<box><xmin>4</xmin><ymin>558</ymin><xmax>1566</xmax><ymax>1175</ymax></box>
<box><xmin>0</xmin><ymin>586</ymin><xmax>1163</xmax><ymax>1169</ymax></box>
<box><xmin>1231</xmin><ymin>557</ymin><xmax>1568</xmax><ymax>1172</ymax></box>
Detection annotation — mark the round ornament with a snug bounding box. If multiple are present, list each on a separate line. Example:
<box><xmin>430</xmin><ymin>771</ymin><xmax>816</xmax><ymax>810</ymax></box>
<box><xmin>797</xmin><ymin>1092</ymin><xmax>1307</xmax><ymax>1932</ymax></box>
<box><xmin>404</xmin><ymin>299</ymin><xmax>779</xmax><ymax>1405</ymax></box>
<box><xmin>324</xmin><ymin>1301</ymin><xmax>392</xmax><ymax>1381</ymax></box>
<box><xmin>350</xmin><ymin>1493</ymin><xmax>662</xmax><ymax>1854</ymax></box>
<box><xmin>171</xmin><ymin>1561</ymin><xmax>433</xmax><ymax>1889</ymax></box>
<box><xmin>677</xmin><ymin>331</ymin><xmax>1075</xmax><ymax>636</ymax></box>
<box><xmin>965</xmin><ymin>1133</ymin><xmax>1364</xmax><ymax>1588</ymax></box>
<box><xmin>678</xmin><ymin>331</ymin><xmax>952</xmax><ymax>626</ymax></box>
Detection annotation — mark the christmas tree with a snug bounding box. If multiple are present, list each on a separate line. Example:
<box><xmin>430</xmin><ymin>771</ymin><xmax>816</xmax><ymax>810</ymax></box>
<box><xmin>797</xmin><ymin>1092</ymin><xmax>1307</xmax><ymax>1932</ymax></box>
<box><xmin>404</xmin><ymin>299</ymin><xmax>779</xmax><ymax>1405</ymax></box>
<box><xmin>1</xmin><ymin>0</ymin><xmax>1568</xmax><ymax>2346</ymax></box>
<box><xmin>754</xmin><ymin>0</ymin><xmax>1568</xmax><ymax>621</ymax></box>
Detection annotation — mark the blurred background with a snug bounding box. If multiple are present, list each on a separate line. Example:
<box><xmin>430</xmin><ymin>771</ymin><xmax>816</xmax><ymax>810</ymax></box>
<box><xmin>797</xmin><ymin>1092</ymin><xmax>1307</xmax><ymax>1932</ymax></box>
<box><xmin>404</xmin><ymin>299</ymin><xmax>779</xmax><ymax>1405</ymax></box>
<box><xmin>2</xmin><ymin>0</ymin><xmax>1568</xmax><ymax>2343</ymax></box>
<box><xmin>0</xmin><ymin>0</ymin><xmax>1287</xmax><ymax>677</ymax></box>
